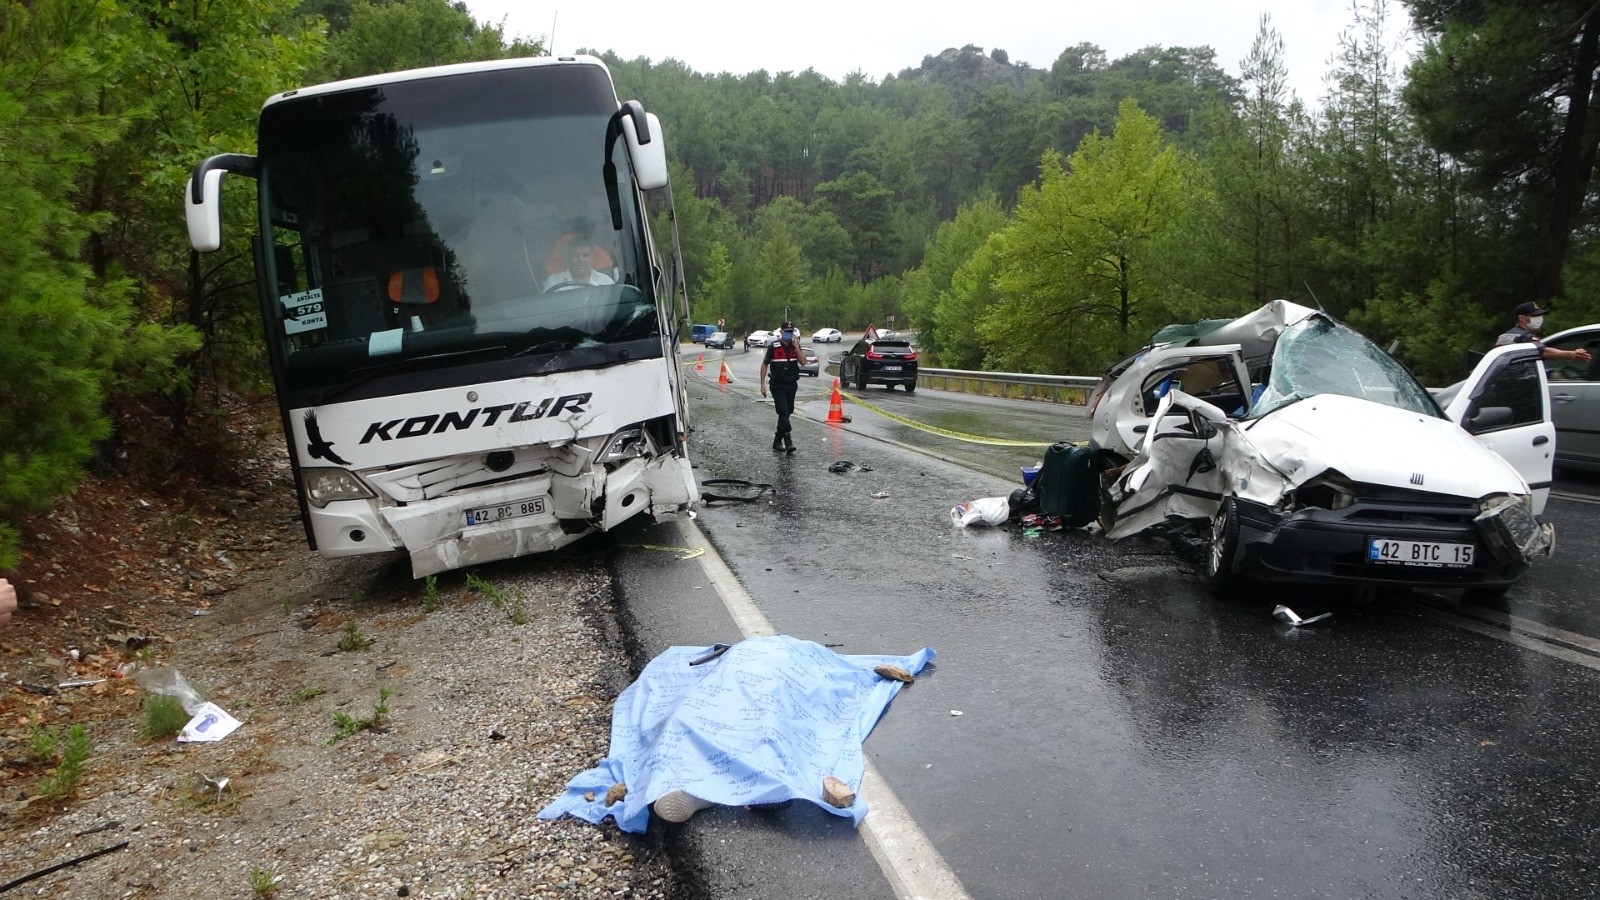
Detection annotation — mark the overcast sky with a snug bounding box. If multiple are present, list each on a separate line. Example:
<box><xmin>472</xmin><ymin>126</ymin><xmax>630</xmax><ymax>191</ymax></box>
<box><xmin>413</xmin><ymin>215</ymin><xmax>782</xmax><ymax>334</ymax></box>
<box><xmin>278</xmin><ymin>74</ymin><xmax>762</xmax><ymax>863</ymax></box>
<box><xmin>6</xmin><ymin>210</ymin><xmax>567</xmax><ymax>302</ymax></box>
<box><xmin>464</xmin><ymin>1</ymin><xmax>1415</xmax><ymax>107</ymax></box>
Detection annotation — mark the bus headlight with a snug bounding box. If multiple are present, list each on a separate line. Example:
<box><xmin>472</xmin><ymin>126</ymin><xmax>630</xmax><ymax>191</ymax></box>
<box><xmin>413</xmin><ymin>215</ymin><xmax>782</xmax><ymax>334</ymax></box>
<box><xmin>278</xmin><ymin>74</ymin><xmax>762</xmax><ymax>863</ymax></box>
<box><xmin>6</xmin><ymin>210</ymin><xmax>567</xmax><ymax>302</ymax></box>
<box><xmin>600</xmin><ymin>427</ymin><xmax>650</xmax><ymax>463</ymax></box>
<box><xmin>303</xmin><ymin>468</ymin><xmax>376</xmax><ymax>508</ymax></box>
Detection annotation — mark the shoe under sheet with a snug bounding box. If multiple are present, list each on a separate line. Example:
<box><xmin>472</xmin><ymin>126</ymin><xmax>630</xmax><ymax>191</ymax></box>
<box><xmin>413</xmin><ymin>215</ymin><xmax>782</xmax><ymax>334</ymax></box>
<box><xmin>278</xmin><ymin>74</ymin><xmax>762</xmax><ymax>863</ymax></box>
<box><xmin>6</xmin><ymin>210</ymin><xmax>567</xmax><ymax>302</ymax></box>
<box><xmin>537</xmin><ymin>635</ymin><xmax>935</xmax><ymax>833</ymax></box>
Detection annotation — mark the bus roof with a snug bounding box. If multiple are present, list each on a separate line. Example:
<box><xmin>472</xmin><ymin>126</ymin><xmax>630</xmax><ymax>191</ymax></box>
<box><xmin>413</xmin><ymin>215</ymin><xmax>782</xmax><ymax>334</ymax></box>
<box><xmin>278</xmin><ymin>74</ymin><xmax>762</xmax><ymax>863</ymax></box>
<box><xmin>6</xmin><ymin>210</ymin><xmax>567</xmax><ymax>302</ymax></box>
<box><xmin>262</xmin><ymin>54</ymin><xmax>614</xmax><ymax>110</ymax></box>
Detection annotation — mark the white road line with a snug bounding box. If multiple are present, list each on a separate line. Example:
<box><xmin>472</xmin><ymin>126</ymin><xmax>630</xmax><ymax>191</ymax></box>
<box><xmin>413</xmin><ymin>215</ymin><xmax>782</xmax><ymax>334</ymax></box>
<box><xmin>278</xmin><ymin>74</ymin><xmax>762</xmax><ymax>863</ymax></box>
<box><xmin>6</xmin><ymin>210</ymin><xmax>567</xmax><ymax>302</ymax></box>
<box><xmin>1426</xmin><ymin>609</ymin><xmax>1600</xmax><ymax>672</ymax></box>
<box><xmin>1549</xmin><ymin>489</ymin><xmax>1600</xmax><ymax>506</ymax></box>
<box><xmin>675</xmin><ymin>518</ymin><xmax>974</xmax><ymax>900</ymax></box>
<box><xmin>1441</xmin><ymin>603</ymin><xmax>1600</xmax><ymax>656</ymax></box>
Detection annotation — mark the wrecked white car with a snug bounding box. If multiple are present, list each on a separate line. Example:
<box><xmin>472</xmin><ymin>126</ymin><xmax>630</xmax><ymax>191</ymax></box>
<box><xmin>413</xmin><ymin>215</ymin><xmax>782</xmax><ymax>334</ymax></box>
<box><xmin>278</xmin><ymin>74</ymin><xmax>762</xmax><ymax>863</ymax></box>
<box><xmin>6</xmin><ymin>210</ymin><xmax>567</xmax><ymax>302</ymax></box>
<box><xmin>1088</xmin><ymin>300</ymin><xmax>1554</xmax><ymax>594</ymax></box>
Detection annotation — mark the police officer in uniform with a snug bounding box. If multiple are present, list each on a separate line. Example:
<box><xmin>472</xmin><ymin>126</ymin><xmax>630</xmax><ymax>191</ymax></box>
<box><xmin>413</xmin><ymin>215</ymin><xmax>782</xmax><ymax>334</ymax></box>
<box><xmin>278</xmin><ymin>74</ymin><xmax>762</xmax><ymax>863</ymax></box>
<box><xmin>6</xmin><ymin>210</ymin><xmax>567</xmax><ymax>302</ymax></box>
<box><xmin>1496</xmin><ymin>301</ymin><xmax>1591</xmax><ymax>363</ymax></box>
<box><xmin>759</xmin><ymin>322</ymin><xmax>802</xmax><ymax>453</ymax></box>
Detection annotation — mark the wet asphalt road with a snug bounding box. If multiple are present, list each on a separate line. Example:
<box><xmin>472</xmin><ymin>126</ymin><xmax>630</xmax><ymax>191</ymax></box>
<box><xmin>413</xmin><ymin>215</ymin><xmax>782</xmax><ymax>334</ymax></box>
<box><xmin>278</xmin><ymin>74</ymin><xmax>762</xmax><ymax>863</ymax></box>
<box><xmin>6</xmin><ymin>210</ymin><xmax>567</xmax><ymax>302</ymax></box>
<box><xmin>611</xmin><ymin>344</ymin><xmax>1600</xmax><ymax>899</ymax></box>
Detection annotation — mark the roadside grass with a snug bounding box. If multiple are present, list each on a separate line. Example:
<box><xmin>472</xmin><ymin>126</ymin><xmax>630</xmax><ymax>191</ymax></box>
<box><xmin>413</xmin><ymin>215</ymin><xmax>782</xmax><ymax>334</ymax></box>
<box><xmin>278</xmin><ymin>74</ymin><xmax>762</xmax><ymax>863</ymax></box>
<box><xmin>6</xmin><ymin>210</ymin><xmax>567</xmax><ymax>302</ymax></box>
<box><xmin>421</xmin><ymin>574</ymin><xmax>440</xmax><ymax>612</ymax></box>
<box><xmin>286</xmin><ymin>685</ymin><xmax>329</xmax><ymax>704</ymax></box>
<box><xmin>141</xmin><ymin>695</ymin><xmax>190</xmax><ymax>739</ymax></box>
<box><xmin>249</xmin><ymin>865</ymin><xmax>281</xmax><ymax>896</ymax></box>
<box><xmin>336</xmin><ymin>619</ymin><xmax>372</xmax><ymax>652</ymax></box>
<box><xmin>465</xmin><ymin>572</ymin><xmax>529</xmax><ymax>625</ymax></box>
<box><xmin>323</xmin><ymin>687</ymin><xmax>392</xmax><ymax>746</ymax></box>
<box><xmin>33</xmin><ymin>723</ymin><xmax>91</xmax><ymax>798</ymax></box>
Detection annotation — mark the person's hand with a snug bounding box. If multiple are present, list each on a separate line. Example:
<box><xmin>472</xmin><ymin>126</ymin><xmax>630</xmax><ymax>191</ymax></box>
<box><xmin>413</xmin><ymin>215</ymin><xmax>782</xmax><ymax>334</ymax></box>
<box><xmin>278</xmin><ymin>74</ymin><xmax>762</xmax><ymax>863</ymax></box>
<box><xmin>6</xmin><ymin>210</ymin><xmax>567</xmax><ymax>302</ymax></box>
<box><xmin>1574</xmin><ymin>347</ymin><xmax>1592</xmax><ymax>363</ymax></box>
<box><xmin>0</xmin><ymin>578</ymin><xmax>16</xmax><ymax>627</ymax></box>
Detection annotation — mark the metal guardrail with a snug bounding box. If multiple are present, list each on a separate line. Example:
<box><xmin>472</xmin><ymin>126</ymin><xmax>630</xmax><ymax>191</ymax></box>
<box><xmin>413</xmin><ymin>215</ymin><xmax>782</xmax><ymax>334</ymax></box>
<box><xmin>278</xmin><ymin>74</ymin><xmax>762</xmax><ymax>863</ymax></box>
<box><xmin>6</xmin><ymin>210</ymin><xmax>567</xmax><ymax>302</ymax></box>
<box><xmin>803</xmin><ymin>347</ymin><xmax>1097</xmax><ymax>405</ymax></box>
<box><xmin>915</xmin><ymin>367</ymin><xmax>1099</xmax><ymax>405</ymax></box>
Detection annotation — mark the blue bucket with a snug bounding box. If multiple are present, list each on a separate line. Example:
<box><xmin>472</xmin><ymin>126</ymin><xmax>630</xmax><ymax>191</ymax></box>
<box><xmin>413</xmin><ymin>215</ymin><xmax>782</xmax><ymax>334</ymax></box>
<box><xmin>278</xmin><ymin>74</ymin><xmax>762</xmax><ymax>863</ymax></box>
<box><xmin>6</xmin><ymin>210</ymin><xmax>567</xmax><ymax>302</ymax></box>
<box><xmin>1021</xmin><ymin>466</ymin><xmax>1040</xmax><ymax>487</ymax></box>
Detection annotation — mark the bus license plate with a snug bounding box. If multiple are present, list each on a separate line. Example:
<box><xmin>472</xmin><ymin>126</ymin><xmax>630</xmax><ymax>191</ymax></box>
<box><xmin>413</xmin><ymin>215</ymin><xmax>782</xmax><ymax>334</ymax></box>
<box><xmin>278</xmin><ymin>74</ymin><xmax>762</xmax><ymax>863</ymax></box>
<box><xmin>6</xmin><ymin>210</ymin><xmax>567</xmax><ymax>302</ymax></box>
<box><xmin>465</xmin><ymin>497</ymin><xmax>546</xmax><ymax>527</ymax></box>
<box><xmin>1368</xmin><ymin>537</ymin><xmax>1473</xmax><ymax>568</ymax></box>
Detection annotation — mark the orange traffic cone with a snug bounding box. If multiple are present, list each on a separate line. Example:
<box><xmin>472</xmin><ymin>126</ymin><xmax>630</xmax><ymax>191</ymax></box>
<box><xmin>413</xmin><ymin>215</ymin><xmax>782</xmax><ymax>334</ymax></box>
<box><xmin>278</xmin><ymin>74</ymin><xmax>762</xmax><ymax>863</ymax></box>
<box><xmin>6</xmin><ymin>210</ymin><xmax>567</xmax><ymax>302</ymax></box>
<box><xmin>826</xmin><ymin>379</ymin><xmax>848</xmax><ymax>423</ymax></box>
<box><xmin>718</xmin><ymin>361</ymin><xmax>732</xmax><ymax>385</ymax></box>
<box><xmin>695</xmin><ymin>353</ymin><xmax>705</xmax><ymax>372</ymax></box>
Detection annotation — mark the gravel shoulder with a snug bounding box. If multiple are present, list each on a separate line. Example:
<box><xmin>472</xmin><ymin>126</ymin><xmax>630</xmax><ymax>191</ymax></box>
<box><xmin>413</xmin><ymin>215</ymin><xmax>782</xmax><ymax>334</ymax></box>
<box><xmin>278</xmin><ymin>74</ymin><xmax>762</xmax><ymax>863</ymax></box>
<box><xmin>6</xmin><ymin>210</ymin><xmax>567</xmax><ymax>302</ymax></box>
<box><xmin>1</xmin><ymin>414</ymin><xmax>682</xmax><ymax>898</ymax></box>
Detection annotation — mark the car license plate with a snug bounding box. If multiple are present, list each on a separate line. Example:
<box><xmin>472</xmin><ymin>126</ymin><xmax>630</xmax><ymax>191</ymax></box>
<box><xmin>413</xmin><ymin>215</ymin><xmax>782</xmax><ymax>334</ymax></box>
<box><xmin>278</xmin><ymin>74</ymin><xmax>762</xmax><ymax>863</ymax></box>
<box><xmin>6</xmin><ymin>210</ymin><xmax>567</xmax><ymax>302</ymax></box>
<box><xmin>881</xmin><ymin>365</ymin><xmax>901</xmax><ymax>371</ymax></box>
<box><xmin>1368</xmin><ymin>537</ymin><xmax>1474</xmax><ymax>568</ymax></box>
<box><xmin>465</xmin><ymin>497</ymin><xmax>546</xmax><ymax>526</ymax></box>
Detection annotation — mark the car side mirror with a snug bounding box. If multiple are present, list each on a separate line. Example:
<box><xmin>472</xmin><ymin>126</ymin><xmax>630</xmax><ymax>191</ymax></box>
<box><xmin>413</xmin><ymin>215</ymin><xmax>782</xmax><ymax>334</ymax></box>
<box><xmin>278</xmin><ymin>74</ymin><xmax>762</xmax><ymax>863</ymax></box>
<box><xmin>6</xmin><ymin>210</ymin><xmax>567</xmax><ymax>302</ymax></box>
<box><xmin>1466</xmin><ymin>405</ymin><xmax>1514</xmax><ymax>434</ymax></box>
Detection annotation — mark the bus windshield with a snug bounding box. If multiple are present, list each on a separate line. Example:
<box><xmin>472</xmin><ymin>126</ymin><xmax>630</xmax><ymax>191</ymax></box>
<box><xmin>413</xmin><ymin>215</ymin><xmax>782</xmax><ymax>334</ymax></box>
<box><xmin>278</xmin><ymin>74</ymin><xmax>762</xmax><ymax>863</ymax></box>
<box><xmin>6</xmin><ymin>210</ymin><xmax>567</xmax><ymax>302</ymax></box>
<box><xmin>257</xmin><ymin>64</ymin><xmax>660</xmax><ymax>399</ymax></box>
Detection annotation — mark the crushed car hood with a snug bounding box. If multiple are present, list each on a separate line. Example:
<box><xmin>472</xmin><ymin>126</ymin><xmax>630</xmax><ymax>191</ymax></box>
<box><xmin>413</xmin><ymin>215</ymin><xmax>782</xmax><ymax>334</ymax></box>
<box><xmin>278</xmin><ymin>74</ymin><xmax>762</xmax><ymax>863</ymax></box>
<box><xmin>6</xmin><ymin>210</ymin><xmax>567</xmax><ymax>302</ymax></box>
<box><xmin>1242</xmin><ymin>394</ymin><xmax>1529</xmax><ymax>499</ymax></box>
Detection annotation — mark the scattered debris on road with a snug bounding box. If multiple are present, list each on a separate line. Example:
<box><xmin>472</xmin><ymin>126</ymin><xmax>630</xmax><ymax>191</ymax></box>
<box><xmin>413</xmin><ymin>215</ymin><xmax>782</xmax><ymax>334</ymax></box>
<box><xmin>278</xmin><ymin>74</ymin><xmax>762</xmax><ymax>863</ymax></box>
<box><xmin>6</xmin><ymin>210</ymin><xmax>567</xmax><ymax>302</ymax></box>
<box><xmin>1272</xmin><ymin>605</ymin><xmax>1332</xmax><ymax>627</ymax></box>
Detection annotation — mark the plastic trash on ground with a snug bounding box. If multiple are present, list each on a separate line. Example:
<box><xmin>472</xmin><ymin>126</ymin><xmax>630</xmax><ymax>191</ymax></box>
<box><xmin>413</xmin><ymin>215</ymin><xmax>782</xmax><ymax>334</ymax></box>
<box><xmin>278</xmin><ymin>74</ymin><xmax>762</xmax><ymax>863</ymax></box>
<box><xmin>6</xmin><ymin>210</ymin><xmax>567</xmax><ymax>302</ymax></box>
<box><xmin>133</xmin><ymin>667</ymin><xmax>243</xmax><ymax>742</ymax></box>
<box><xmin>538</xmin><ymin>635</ymin><xmax>935</xmax><ymax>833</ymax></box>
<box><xmin>177</xmin><ymin>703</ymin><xmax>242</xmax><ymax>743</ymax></box>
<box><xmin>950</xmin><ymin>496</ymin><xmax>1010</xmax><ymax>527</ymax></box>
<box><xmin>132</xmin><ymin>667</ymin><xmax>205</xmax><ymax>714</ymax></box>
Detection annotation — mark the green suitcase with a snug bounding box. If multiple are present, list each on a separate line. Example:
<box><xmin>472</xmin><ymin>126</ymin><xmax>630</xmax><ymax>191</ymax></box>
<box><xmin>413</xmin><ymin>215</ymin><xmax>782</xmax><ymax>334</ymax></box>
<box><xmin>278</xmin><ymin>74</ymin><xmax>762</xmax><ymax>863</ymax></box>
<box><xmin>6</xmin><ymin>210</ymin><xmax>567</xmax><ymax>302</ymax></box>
<box><xmin>1036</xmin><ymin>441</ymin><xmax>1104</xmax><ymax>528</ymax></box>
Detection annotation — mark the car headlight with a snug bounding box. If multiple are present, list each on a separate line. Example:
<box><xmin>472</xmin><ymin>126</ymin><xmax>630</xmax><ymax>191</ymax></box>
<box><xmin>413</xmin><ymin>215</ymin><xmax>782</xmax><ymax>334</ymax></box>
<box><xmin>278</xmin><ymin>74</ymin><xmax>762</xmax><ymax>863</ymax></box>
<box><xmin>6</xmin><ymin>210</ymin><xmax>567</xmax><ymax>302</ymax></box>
<box><xmin>303</xmin><ymin>468</ymin><xmax>377</xmax><ymax>508</ymax></box>
<box><xmin>1296</xmin><ymin>474</ymin><xmax>1357</xmax><ymax>510</ymax></box>
<box><xmin>600</xmin><ymin>427</ymin><xmax>652</xmax><ymax>463</ymax></box>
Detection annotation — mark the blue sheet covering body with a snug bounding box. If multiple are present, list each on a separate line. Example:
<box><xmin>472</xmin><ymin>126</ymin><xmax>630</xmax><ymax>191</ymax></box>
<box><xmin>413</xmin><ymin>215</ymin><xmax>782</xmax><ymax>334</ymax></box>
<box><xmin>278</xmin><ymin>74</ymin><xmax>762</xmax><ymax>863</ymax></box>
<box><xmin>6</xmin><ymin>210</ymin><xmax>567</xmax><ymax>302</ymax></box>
<box><xmin>538</xmin><ymin>635</ymin><xmax>935</xmax><ymax>833</ymax></box>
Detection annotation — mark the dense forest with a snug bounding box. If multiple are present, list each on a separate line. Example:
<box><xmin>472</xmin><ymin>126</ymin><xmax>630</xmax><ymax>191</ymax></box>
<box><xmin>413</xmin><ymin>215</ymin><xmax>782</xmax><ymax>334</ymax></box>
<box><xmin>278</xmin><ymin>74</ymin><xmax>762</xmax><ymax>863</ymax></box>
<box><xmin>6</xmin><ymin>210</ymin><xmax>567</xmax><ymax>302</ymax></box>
<box><xmin>4</xmin><ymin>0</ymin><xmax>1600</xmax><ymax>567</ymax></box>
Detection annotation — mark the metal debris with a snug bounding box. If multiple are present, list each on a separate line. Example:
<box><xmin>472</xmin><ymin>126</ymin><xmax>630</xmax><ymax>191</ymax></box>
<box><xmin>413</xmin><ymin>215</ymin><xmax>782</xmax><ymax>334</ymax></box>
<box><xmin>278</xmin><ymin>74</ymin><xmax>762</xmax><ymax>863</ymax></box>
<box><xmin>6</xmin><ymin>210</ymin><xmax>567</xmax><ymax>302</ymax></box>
<box><xmin>203</xmin><ymin>775</ymin><xmax>230</xmax><ymax>802</ymax></box>
<box><xmin>827</xmin><ymin>460</ymin><xmax>874</xmax><ymax>474</ymax></box>
<box><xmin>1272</xmin><ymin>605</ymin><xmax>1332</xmax><ymax>627</ymax></box>
<box><xmin>699</xmin><ymin>479</ymin><xmax>775</xmax><ymax>503</ymax></box>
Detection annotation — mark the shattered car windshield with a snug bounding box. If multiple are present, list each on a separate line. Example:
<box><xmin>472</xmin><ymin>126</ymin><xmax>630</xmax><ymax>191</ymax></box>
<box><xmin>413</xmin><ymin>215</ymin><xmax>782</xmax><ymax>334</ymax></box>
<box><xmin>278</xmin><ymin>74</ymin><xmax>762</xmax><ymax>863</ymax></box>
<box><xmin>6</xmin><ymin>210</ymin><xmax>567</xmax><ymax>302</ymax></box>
<box><xmin>1247</xmin><ymin>316</ymin><xmax>1443</xmax><ymax>420</ymax></box>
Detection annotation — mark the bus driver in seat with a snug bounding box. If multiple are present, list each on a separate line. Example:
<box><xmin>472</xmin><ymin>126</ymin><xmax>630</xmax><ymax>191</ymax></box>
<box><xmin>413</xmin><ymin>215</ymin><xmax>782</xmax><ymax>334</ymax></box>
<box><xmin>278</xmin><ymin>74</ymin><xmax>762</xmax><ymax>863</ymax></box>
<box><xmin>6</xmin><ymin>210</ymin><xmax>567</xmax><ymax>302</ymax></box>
<box><xmin>543</xmin><ymin>235</ymin><xmax>615</xmax><ymax>291</ymax></box>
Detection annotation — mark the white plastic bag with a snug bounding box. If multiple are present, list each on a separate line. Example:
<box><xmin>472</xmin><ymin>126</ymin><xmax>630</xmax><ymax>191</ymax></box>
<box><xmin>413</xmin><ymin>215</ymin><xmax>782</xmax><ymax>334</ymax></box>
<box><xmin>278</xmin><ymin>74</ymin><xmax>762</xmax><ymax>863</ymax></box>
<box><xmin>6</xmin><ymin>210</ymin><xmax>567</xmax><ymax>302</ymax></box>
<box><xmin>133</xmin><ymin>667</ymin><xmax>205</xmax><ymax>715</ymax></box>
<box><xmin>950</xmin><ymin>496</ymin><xmax>1011</xmax><ymax>527</ymax></box>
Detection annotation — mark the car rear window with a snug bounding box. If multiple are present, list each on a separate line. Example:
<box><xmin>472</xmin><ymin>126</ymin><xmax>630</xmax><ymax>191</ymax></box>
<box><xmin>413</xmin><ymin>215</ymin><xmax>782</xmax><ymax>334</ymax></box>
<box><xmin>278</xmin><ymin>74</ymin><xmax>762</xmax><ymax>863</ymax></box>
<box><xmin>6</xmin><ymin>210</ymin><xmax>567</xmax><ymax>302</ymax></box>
<box><xmin>871</xmin><ymin>340</ymin><xmax>912</xmax><ymax>350</ymax></box>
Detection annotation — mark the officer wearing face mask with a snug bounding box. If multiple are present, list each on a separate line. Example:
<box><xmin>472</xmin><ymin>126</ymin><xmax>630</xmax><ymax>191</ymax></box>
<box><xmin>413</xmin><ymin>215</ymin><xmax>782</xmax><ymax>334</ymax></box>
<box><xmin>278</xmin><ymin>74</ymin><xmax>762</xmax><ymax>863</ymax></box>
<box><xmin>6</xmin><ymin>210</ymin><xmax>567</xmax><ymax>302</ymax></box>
<box><xmin>758</xmin><ymin>322</ymin><xmax>802</xmax><ymax>453</ymax></box>
<box><xmin>1496</xmin><ymin>301</ymin><xmax>1591</xmax><ymax>363</ymax></box>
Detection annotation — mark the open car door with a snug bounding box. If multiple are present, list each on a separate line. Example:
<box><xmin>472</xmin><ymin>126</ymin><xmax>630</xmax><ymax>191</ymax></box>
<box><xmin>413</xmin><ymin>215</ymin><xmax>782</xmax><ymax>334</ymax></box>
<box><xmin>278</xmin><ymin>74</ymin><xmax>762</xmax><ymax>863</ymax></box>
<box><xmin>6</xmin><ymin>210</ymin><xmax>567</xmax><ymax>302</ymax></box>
<box><xmin>1438</xmin><ymin>343</ymin><xmax>1553</xmax><ymax>515</ymax></box>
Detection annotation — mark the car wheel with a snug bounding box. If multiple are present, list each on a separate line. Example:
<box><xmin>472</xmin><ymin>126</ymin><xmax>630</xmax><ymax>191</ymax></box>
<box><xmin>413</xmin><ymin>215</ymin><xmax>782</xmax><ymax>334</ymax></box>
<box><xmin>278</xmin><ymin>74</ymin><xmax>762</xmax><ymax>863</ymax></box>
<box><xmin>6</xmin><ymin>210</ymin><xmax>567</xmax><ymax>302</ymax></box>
<box><xmin>904</xmin><ymin>382</ymin><xmax>916</xmax><ymax>394</ymax></box>
<box><xmin>1206</xmin><ymin>497</ymin><xmax>1242</xmax><ymax>593</ymax></box>
<box><xmin>856</xmin><ymin>370</ymin><xmax>868</xmax><ymax>391</ymax></box>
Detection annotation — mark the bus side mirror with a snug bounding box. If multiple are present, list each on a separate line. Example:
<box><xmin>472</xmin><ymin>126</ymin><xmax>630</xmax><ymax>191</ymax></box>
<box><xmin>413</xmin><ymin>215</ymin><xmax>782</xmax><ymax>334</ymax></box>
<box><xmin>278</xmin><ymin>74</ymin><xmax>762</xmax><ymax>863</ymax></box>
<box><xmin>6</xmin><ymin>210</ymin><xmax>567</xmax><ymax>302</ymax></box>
<box><xmin>185</xmin><ymin>154</ymin><xmax>257</xmax><ymax>252</ymax></box>
<box><xmin>624</xmin><ymin>112</ymin><xmax>669</xmax><ymax>191</ymax></box>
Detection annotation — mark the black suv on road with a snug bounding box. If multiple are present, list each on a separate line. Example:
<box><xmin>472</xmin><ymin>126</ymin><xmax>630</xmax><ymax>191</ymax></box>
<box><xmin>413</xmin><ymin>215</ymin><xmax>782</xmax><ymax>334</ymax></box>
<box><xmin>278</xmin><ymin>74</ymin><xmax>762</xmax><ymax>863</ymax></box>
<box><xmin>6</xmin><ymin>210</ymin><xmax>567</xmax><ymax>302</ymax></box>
<box><xmin>840</xmin><ymin>337</ymin><xmax>918</xmax><ymax>391</ymax></box>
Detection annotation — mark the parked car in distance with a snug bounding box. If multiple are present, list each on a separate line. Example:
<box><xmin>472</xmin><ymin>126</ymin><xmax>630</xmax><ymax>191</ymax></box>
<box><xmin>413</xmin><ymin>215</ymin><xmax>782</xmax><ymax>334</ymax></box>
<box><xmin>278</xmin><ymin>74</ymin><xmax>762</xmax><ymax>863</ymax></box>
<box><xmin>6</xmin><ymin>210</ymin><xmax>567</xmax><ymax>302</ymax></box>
<box><xmin>840</xmin><ymin>337</ymin><xmax>918</xmax><ymax>391</ymax></box>
<box><xmin>745</xmin><ymin>330</ymin><xmax>773</xmax><ymax>350</ymax></box>
<box><xmin>799</xmin><ymin>346</ymin><xmax>821</xmax><ymax>377</ymax></box>
<box><xmin>1534</xmin><ymin>323</ymin><xmax>1600</xmax><ymax>471</ymax></box>
<box><xmin>1094</xmin><ymin>300</ymin><xmax>1553</xmax><ymax>596</ymax></box>
<box><xmin>812</xmin><ymin>327</ymin><xmax>843</xmax><ymax>343</ymax></box>
<box><xmin>705</xmin><ymin>331</ymin><xmax>734</xmax><ymax>349</ymax></box>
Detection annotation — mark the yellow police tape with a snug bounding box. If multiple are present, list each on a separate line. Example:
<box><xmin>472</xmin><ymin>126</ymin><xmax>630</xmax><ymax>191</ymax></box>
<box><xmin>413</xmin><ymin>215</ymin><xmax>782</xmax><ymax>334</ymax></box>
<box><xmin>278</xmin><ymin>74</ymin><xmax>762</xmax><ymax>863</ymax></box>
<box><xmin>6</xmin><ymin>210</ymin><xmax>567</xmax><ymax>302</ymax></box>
<box><xmin>688</xmin><ymin>363</ymin><xmax>1051</xmax><ymax>448</ymax></box>
<box><xmin>832</xmin><ymin>388</ymin><xmax>1052</xmax><ymax>448</ymax></box>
